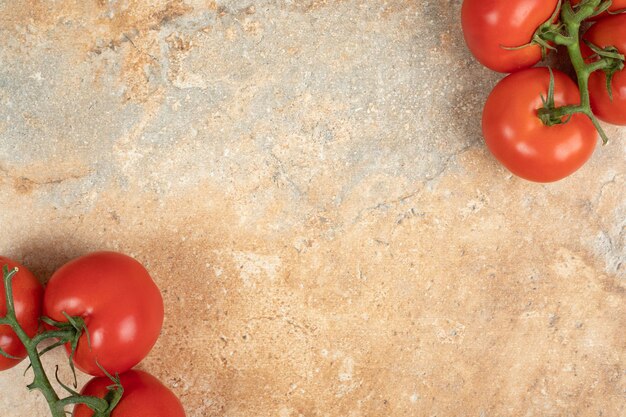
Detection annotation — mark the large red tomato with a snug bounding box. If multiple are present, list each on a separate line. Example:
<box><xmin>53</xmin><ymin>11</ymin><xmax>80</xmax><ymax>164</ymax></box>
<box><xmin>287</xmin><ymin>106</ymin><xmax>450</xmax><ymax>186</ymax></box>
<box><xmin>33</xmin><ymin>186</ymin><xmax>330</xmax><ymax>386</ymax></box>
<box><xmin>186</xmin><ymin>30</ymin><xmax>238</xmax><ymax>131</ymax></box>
<box><xmin>462</xmin><ymin>0</ymin><xmax>559</xmax><ymax>73</ymax></box>
<box><xmin>482</xmin><ymin>68</ymin><xmax>598</xmax><ymax>182</ymax></box>
<box><xmin>0</xmin><ymin>257</ymin><xmax>43</xmax><ymax>370</ymax></box>
<box><xmin>73</xmin><ymin>370</ymin><xmax>185</xmax><ymax>417</ymax></box>
<box><xmin>583</xmin><ymin>14</ymin><xmax>626</xmax><ymax>125</ymax></box>
<box><xmin>43</xmin><ymin>252</ymin><xmax>164</xmax><ymax>376</ymax></box>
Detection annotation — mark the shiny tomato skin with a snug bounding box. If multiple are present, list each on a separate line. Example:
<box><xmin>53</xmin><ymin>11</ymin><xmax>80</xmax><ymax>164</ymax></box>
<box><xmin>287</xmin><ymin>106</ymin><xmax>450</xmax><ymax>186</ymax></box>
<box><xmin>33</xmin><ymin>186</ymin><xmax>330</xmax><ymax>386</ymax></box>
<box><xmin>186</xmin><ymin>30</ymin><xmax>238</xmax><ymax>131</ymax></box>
<box><xmin>43</xmin><ymin>252</ymin><xmax>164</xmax><ymax>376</ymax></box>
<box><xmin>0</xmin><ymin>257</ymin><xmax>43</xmax><ymax>370</ymax></box>
<box><xmin>462</xmin><ymin>0</ymin><xmax>559</xmax><ymax>73</ymax></box>
<box><xmin>73</xmin><ymin>370</ymin><xmax>186</xmax><ymax>417</ymax></box>
<box><xmin>482</xmin><ymin>68</ymin><xmax>598</xmax><ymax>182</ymax></box>
<box><xmin>583</xmin><ymin>14</ymin><xmax>626</xmax><ymax>125</ymax></box>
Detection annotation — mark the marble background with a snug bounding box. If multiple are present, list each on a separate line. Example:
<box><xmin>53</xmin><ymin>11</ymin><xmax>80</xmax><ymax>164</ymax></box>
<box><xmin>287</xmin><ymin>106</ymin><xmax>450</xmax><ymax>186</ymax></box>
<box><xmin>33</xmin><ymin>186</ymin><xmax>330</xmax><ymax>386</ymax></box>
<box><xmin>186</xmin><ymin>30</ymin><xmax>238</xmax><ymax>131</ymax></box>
<box><xmin>0</xmin><ymin>1</ymin><xmax>624</xmax><ymax>416</ymax></box>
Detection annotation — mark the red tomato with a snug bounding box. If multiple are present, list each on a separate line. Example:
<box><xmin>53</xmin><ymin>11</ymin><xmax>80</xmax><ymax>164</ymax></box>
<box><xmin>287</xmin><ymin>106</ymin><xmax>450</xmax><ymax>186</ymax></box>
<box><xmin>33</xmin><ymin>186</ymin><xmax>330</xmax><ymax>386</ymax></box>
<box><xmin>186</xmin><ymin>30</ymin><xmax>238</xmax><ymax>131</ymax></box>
<box><xmin>73</xmin><ymin>370</ymin><xmax>185</xmax><ymax>417</ymax></box>
<box><xmin>0</xmin><ymin>257</ymin><xmax>43</xmax><ymax>370</ymax></box>
<box><xmin>462</xmin><ymin>0</ymin><xmax>559</xmax><ymax>73</ymax></box>
<box><xmin>583</xmin><ymin>14</ymin><xmax>626</xmax><ymax>125</ymax></box>
<box><xmin>43</xmin><ymin>252</ymin><xmax>163</xmax><ymax>376</ymax></box>
<box><xmin>482</xmin><ymin>68</ymin><xmax>598</xmax><ymax>182</ymax></box>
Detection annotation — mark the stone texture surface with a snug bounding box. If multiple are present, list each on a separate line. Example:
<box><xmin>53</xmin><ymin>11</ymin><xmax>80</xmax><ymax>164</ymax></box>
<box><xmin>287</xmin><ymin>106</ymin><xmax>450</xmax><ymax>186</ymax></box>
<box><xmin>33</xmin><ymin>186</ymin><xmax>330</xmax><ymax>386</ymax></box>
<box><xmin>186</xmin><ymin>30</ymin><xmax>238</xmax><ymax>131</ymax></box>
<box><xmin>0</xmin><ymin>1</ymin><xmax>625</xmax><ymax>416</ymax></box>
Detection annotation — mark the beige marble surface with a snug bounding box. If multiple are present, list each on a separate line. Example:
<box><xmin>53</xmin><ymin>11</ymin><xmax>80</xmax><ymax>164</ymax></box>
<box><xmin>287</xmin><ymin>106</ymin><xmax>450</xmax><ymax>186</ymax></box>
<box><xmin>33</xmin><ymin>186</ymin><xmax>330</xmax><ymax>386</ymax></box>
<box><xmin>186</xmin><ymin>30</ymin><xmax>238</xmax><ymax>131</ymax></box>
<box><xmin>0</xmin><ymin>1</ymin><xmax>625</xmax><ymax>416</ymax></box>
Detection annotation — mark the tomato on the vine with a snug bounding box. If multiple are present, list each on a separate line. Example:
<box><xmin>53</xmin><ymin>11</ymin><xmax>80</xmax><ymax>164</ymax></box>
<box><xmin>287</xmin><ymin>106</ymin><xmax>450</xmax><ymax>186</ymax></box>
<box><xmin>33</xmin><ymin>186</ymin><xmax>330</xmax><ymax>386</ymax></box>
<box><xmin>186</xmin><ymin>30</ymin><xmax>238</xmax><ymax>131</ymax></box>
<box><xmin>0</xmin><ymin>257</ymin><xmax>43</xmax><ymax>371</ymax></box>
<box><xmin>43</xmin><ymin>252</ymin><xmax>164</xmax><ymax>376</ymax></box>
<box><xmin>461</xmin><ymin>0</ymin><xmax>559</xmax><ymax>73</ymax></box>
<box><xmin>73</xmin><ymin>370</ymin><xmax>186</xmax><ymax>417</ymax></box>
<box><xmin>482</xmin><ymin>68</ymin><xmax>598</xmax><ymax>182</ymax></box>
<box><xmin>583</xmin><ymin>14</ymin><xmax>626</xmax><ymax>125</ymax></box>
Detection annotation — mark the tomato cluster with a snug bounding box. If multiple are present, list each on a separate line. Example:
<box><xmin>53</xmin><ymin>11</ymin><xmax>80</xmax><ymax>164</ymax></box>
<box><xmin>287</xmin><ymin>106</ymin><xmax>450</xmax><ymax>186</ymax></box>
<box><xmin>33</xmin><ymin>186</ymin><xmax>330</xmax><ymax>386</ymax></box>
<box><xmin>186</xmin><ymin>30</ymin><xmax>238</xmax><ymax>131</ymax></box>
<box><xmin>0</xmin><ymin>252</ymin><xmax>185</xmax><ymax>417</ymax></box>
<box><xmin>462</xmin><ymin>0</ymin><xmax>626</xmax><ymax>182</ymax></box>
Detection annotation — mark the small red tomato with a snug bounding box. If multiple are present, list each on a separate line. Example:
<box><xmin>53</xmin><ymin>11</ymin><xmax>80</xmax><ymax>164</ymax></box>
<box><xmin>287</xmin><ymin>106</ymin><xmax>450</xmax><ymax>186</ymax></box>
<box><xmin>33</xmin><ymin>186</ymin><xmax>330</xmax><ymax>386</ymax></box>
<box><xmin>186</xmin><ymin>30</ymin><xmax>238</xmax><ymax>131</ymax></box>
<box><xmin>0</xmin><ymin>257</ymin><xmax>43</xmax><ymax>371</ymax></box>
<box><xmin>482</xmin><ymin>68</ymin><xmax>598</xmax><ymax>182</ymax></box>
<box><xmin>462</xmin><ymin>0</ymin><xmax>559</xmax><ymax>73</ymax></box>
<box><xmin>43</xmin><ymin>252</ymin><xmax>164</xmax><ymax>376</ymax></box>
<box><xmin>73</xmin><ymin>370</ymin><xmax>186</xmax><ymax>417</ymax></box>
<box><xmin>583</xmin><ymin>14</ymin><xmax>626</xmax><ymax>125</ymax></box>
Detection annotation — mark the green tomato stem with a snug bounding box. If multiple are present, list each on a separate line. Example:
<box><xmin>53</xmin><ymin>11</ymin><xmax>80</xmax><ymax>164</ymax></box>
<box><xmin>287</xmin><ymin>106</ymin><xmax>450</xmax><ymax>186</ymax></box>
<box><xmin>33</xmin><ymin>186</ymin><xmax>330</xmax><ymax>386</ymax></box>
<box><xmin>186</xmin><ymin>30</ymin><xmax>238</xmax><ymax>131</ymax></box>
<box><xmin>31</xmin><ymin>329</ymin><xmax>76</xmax><ymax>347</ymax></box>
<box><xmin>56</xmin><ymin>394</ymin><xmax>109</xmax><ymax>412</ymax></box>
<box><xmin>2</xmin><ymin>266</ymin><xmax>64</xmax><ymax>417</ymax></box>
<box><xmin>563</xmin><ymin>1</ymin><xmax>595</xmax><ymax>110</ymax></box>
<box><xmin>538</xmin><ymin>0</ymin><xmax>615</xmax><ymax>144</ymax></box>
<box><xmin>1</xmin><ymin>265</ymin><xmax>122</xmax><ymax>417</ymax></box>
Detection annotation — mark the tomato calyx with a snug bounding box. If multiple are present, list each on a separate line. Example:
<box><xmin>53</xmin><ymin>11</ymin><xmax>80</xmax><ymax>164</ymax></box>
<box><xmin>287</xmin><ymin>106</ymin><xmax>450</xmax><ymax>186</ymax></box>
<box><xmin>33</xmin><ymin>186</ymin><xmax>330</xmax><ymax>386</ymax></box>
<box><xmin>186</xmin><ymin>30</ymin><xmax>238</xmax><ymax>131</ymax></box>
<box><xmin>1</xmin><ymin>264</ymin><xmax>123</xmax><ymax>417</ymax></box>
<box><xmin>96</xmin><ymin>368</ymin><xmax>124</xmax><ymax>417</ymax></box>
<box><xmin>584</xmin><ymin>41</ymin><xmax>625</xmax><ymax>99</ymax></box>
<box><xmin>532</xmin><ymin>0</ymin><xmax>626</xmax><ymax>144</ymax></box>
<box><xmin>538</xmin><ymin>69</ymin><xmax>574</xmax><ymax>126</ymax></box>
<box><xmin>569</xmin><ymin>0</ymin><xmax>608</xmax><ymax>18</ymax></box>
<box><xmin>40</xmin><ymin>313</ymin><xmax>90</xmax><ymax>387</ymax></box>
<box><xmin>54</xmin><ymin>365</ymin><xmax>123</xmax><ymax>417</ymax></box>
<box><xmin>66</xmin><ymin>363</ymin><xmax>125</xmax><ymax>417</ymax></box>
<box><xmin>583</xmin><ymin>0</ymin><xmax>614</xmax><ymax>17</ymax></box>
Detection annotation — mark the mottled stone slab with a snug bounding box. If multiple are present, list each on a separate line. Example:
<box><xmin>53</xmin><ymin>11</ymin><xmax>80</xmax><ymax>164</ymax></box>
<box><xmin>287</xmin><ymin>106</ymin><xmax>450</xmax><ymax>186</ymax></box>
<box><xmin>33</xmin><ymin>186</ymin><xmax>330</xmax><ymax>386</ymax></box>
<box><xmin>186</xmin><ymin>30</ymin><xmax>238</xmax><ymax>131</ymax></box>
<box><xmin>0</xmin><ymin>1</ymin><xmax>624</xmax><ymax>416</ymax></box>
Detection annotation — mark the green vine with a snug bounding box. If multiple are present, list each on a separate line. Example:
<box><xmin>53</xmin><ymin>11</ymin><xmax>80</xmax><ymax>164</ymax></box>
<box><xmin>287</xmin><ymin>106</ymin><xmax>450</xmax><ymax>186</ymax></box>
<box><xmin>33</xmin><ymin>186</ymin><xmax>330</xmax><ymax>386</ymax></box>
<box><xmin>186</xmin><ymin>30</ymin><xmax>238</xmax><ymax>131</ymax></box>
<box><xmin>0</xmin><ymin>265</ymin><xmax>123</xmax><ymax>417</ymax></box>
<box><xmin>535</xmin><ymin>0</ymin><xmax>625</xmax><ymax>144</ymax></box>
